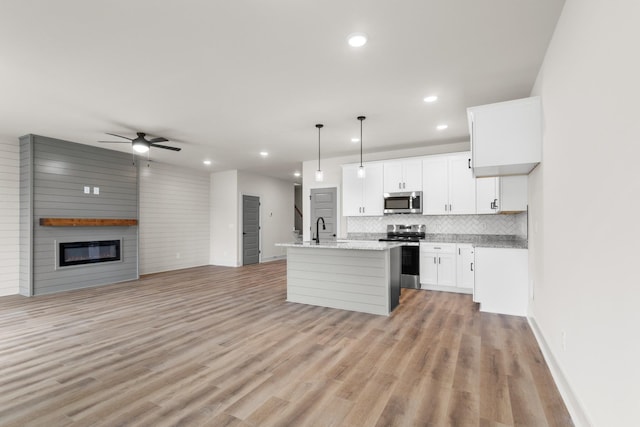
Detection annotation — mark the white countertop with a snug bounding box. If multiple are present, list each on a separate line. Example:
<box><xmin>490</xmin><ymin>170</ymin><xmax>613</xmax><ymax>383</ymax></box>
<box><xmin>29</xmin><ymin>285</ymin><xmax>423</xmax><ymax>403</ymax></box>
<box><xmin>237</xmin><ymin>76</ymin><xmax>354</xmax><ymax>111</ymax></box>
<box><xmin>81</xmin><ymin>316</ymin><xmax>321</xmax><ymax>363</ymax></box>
<box><xmin>276</xmin><ymin>240</ymin><xmax>405</xmax><ymax>251</ymax></box>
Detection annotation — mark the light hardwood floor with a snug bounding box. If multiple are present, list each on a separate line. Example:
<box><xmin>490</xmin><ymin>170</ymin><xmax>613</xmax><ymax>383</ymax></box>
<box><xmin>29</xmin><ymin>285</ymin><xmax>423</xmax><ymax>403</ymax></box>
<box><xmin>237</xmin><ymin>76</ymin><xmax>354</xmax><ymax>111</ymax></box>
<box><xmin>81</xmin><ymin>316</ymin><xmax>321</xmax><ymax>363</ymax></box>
<box><xmin>0</xmin><ymin>260</ymin><xmax>572</xmax><ymax>426</ymax></box>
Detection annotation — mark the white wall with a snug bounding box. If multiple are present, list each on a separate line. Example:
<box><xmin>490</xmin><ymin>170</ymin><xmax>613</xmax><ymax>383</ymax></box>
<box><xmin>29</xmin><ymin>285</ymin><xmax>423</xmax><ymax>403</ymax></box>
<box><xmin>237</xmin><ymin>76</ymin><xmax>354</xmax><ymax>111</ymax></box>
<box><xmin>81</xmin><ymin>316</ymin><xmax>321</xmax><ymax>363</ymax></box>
<box><xmin>529</xmin><ymin>1</ymin><xmax>640</xmax><ymax>425</ymax></box>
<box><xmin>302</xmin><ymin>141</ymin><xmax>470</xmax><ymax>241</ymax></box>
<box><xmin>0</xmin><ymin>138</ymin><xmax>19</xmax><ymax>295</ymax></box>
<box><xmin>237</xmin><ymin>171</ymin><xmax>294</xmax><ymax>262</ymax></box>
<box><xmin>139</xmin><ymin>162</ymin><xmax>210</xmax><ymax>274</ymax></box>
<box><xmin>210</xmin><ymin>170</ymin><xmax>239</xmax><ymax>266</ymax></box>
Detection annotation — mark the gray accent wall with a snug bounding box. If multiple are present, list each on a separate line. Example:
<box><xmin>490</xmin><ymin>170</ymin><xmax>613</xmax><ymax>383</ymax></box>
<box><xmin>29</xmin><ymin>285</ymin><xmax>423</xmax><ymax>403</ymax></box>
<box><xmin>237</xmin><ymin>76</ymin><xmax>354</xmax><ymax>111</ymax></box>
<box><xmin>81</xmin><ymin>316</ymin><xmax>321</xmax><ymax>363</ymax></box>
<box><xmin>19</xmin><ymin>135</ymin><xmax>138</xmax><ymax>296</ymax></box>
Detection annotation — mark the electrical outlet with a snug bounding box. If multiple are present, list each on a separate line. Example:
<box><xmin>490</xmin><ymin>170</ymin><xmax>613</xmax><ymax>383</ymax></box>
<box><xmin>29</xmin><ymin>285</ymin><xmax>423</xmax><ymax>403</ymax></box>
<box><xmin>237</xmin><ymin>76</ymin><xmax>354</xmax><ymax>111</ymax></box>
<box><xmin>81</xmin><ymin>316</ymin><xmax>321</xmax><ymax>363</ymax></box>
<box><xmin>561</xmin><ymin>331</ymin><xmax>566</xmax><ymax>351</ymax></box>
<box><xmin>93</xmin><ymin>187</ymin><xmax>100</xmax><ymax>195</ymax></box>
<box><xmin>84</xmin><ymin>186</ymin><xmax>90</xmax><ymax>194</ymax></box>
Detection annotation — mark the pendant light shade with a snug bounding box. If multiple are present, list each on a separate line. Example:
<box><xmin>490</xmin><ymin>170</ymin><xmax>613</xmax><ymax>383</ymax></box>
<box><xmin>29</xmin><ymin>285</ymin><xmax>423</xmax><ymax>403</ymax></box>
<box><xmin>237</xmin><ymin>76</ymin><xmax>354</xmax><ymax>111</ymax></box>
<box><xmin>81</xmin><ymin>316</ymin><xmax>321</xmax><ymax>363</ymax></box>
<box><xmin>357</xmin><ymin>116</ymin><xmax>366</xmax><ymax>178</ymax></box>
<box><xmin>315</xmin><ymin>123</ymin><xmax>324</xmax><ymax>182</ymax></box>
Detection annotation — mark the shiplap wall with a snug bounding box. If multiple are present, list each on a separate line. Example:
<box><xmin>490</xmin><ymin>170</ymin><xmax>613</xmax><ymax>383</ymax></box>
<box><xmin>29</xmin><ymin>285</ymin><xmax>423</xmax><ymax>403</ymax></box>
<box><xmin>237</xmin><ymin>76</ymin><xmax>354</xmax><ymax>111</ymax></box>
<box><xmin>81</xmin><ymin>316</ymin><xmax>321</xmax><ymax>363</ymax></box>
<box><xmin>20</xmin><ymin>135</ymin><xmax>139</xmax><ymax>296</ymax></box>
<box><xmin>0</xmin><ymin>138</ymin><xmax>19</xmax><ymax>296</ymax></box>
<box><xmin>139</xmin><ymin>162</ymin><xmax>210</xmax><ymax>274</ymax></box>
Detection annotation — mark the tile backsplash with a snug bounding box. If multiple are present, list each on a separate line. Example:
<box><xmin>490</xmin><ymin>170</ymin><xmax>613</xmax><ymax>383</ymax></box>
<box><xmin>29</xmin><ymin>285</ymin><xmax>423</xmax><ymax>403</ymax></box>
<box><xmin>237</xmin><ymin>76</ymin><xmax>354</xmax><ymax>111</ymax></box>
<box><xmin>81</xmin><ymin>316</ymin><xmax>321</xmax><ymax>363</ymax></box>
<box><xmin>347</xmin><ymin>212</ymin><xmax>527</xmax><ymax>237</ymax></box>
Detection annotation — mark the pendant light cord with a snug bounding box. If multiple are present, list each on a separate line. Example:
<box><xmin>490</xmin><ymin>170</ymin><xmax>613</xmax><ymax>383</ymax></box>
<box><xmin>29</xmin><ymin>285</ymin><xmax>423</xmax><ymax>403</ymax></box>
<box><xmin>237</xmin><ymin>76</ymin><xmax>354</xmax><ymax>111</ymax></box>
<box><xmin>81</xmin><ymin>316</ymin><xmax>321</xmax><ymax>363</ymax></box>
<box><xmin>357</xmin><ymin>116</ymin><xmax>366</xmax><ymax>167</ymax></box>
<box><xmin>316</xmin><ymin>124</ymin><xmax>323</xmax><ymax>171</ymax></box>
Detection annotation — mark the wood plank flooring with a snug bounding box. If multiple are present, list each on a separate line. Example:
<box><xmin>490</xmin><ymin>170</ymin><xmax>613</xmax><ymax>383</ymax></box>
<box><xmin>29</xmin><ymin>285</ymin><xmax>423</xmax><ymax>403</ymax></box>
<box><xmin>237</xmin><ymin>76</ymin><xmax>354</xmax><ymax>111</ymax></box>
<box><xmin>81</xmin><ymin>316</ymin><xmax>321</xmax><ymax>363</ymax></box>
<box><xmin>0</xmin><ymin>260</ymin><xmax>573</xmax><ymax>426</ymax></box>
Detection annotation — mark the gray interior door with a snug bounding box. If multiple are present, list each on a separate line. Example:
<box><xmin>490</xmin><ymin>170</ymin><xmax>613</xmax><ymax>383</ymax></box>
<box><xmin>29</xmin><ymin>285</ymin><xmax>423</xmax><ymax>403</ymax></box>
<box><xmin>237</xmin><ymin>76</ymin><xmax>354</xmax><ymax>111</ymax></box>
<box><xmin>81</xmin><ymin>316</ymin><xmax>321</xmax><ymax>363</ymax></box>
<box><xmin>242</xmin><ymin>195</ymin><xmax>260</xmax><ymax>265</ymax></box>
<box><xmin>310</xmin><ymin>187</ymin><xmax>337</xmax><ymax>242</ymax></box>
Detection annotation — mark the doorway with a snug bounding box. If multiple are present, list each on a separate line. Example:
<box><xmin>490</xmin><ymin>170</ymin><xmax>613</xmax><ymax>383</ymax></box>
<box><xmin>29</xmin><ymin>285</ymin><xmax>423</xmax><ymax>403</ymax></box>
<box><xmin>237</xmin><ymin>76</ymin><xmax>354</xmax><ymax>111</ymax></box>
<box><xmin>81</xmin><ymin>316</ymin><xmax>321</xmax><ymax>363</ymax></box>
<box><xmin>310</xmin><ymin>187</ymin><xmax>337</xmax><ymax>242</ymax></box>
<box><xmin>242</xmin><ymin>195</ymin><xmax>260</xmax><ymax>265</ymax></box>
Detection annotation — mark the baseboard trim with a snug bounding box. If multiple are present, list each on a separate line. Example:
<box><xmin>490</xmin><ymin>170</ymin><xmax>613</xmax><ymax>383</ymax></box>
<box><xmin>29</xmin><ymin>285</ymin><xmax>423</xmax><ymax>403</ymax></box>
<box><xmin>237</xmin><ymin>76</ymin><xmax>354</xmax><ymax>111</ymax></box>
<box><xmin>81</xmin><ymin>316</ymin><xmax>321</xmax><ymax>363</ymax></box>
<box><xmin>527</xmin><ymin>316</ymin><xmax>592</xmax><ymax>427</ymax></box>
<box><xmin>261</xmin><ymin>255</ymin><xmax>286</xmax><ymax>263</ymax></box>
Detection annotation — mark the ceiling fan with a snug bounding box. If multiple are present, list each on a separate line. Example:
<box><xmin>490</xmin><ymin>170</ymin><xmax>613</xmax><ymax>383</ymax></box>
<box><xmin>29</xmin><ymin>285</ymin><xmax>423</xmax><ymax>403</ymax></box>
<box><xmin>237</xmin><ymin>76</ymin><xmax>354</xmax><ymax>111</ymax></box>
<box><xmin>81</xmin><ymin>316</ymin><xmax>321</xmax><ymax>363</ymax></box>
<box><xmin>99</xmin><ymin>132</ymin><xmax>181</xmax><ymax>153</ymax></box>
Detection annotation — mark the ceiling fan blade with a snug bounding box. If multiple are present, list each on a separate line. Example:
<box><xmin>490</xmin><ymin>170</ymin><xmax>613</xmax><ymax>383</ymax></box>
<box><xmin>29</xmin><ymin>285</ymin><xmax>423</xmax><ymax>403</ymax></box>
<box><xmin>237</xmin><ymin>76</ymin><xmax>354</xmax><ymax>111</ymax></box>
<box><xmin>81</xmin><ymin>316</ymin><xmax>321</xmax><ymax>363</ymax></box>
<box><xmin>98</xmin><ymin>140</ymin><xmax>131</xmax><ymax>143</ymax></box>
<box><xmin>106</xmin><ymin>132</ymin><xmax>133</xmax><ymax>141</ymax></box>
<box><xmin>151</xmin><ymin>144</ymin><xmax>181</xmax><ymax>152</ymax></box>
<box><xmin>148</xmin><ymin>137</ymin><xmax>168</xmax><ymax>143</ymax></box>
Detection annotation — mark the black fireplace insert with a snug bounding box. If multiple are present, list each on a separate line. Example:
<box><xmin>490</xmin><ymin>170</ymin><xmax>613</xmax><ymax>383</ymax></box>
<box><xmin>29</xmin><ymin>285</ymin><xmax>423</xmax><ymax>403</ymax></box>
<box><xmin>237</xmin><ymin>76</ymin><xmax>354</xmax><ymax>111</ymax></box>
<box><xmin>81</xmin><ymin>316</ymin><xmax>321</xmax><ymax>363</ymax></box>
<box><xmin>59</xmin><ymin>240</ymin><xmax>121</xmax><ymax>267</ymax></box>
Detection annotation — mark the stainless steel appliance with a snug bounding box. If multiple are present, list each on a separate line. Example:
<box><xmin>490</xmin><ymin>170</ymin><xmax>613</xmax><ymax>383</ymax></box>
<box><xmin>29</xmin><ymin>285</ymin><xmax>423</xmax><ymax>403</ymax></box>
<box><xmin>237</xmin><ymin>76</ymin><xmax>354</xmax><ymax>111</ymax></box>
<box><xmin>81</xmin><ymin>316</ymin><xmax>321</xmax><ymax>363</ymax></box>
<box><xmin>379</xmin><ymin>224</ymin><xmax>425</xmax><ymax>289</ymax></box>
<box><xmin>383</xmin><ymin>191</ymin><xmax>422</xmax><ymax>214</ymax></box>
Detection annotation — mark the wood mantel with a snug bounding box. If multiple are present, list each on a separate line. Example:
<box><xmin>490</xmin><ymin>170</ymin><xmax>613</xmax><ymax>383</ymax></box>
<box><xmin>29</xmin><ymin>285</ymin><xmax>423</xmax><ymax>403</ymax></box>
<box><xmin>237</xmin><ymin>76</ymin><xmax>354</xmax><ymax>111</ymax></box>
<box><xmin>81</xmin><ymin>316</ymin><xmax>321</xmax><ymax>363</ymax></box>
<box><xmin>39</xmin><ymin>218</ymin><xmax>138</xmax><ymax>227</ymax></box>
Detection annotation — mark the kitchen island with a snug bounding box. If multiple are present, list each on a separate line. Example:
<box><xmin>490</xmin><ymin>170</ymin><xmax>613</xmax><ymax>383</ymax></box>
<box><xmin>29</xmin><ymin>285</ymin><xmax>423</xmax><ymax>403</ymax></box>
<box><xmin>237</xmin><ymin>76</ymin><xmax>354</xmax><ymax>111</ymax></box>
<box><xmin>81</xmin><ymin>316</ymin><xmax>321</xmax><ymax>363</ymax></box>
<box><xmin>276</xmin><ymin>241</ymin><xmax>403</xmax><ymax>316</ymax></box>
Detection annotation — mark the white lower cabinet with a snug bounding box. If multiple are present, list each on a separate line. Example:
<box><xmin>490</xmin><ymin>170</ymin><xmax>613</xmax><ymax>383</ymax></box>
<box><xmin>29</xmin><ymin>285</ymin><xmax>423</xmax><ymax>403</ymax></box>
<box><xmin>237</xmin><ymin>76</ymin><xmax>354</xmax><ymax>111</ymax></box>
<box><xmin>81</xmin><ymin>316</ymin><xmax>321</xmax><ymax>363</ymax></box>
<box><xmin>456</xmin><ymin>244</ymin><xmax>475</xmax><ymax>291</ymax></box>
<box><xmin>419</xmin><ymin>243</ymin><xmax>457</xmax><ymax>288</ymax></box>
<box><xmin>474</xmin><ymin>247</ymin><xmax>528</xmax><ymax>316</ymax></box>
<box><xmin>420</xmin><ymin>242</ymin><xmax>475</xmax><ymax>294</ymax></box>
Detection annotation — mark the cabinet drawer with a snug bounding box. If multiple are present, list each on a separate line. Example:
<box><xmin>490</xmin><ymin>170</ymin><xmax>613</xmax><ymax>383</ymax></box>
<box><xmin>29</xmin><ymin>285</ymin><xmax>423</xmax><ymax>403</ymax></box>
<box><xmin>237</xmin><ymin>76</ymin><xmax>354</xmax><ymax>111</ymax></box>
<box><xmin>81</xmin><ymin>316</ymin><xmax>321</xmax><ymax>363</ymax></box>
<box><xmin>420</xmin><ymin>243</ymin><xmax>456</xmax><ymax>253</ymax></box>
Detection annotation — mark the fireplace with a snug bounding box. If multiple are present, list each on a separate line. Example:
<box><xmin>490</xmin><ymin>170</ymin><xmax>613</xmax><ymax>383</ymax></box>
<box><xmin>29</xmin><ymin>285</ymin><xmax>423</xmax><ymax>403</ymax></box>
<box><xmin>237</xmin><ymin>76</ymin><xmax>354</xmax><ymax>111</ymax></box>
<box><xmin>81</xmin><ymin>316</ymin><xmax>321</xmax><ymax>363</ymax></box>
<box><xmin>58</xmin><ymin>240</ymin><xmax>122</xmax><ymax>268</ymax></box>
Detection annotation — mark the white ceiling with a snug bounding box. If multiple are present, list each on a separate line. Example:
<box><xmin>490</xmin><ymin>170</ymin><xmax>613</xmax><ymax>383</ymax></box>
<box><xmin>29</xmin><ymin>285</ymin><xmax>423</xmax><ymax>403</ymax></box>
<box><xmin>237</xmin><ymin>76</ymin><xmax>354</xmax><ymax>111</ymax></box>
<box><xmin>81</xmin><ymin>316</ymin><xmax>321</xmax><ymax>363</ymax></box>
<box><xmin>0</xmin><ymin>0</ymin><xmax>564</xmax><ymax>183</ymax></box>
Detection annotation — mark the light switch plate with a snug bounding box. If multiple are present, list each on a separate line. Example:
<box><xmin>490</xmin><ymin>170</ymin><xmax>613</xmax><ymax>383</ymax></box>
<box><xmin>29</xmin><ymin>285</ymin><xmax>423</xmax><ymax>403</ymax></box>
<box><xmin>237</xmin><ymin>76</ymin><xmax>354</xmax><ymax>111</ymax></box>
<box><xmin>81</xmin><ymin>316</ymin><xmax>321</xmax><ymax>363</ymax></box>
<box><xmin>93</xmin><ymin>187</ymin><xmax>100</xmax><ymax>195</ymax></box>
<box><xmin>84</xmin><ymin>186</ymin><xmax>90</xmax><ymax>194</ymax></box>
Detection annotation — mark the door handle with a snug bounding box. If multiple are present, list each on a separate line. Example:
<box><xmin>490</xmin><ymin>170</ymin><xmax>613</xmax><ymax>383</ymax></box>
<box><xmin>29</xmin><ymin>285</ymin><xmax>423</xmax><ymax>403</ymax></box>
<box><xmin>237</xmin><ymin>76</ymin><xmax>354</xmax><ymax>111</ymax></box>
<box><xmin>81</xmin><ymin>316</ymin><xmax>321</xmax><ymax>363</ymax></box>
<box><xmin>470</xmin><ymin>262</ymin><xmax>474</xmax><ymax>271</ymax></box>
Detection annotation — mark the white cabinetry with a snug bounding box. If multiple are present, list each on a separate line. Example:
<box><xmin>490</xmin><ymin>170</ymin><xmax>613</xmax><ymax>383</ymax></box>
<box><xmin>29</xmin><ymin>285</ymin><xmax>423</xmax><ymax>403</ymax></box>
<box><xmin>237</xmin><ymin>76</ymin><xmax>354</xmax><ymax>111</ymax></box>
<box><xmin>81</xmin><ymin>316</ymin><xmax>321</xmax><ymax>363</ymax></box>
<box><xmin>342</xmin><ymin>163</ymin><xmax>384</xmax><ymax>216</ymax></box>
<box><xmin>422</xmin><ymin>153</ymin><xmax>475</xmax><ymax>215</ymax></box>
<box><xmin>467</xmin><ymin>96</ymin><xmax>541</xmax><ymax>177</ymax></box>
<box><xmin>456</xmin><ymin>244</ymin><xmax>475</xmax><ymax>291</ymax></box>
<box><xmin>383</xmin><ymin>159</ymin><xmax>422</xmax><ymax>192</ymax></box>
<box><xmin>476</xmin><ymin>175</ymin><xmax>528</xmax><ymax>214</ymax></box>
<box><xmin>474</xmin><ymin>247</ymin><xmax>528</xmax><ymax>316</ymax></box>
<box><xmin>419</xmin><ymin>243</ymin><xmax>456</xmax><ymax>287</ymax></box>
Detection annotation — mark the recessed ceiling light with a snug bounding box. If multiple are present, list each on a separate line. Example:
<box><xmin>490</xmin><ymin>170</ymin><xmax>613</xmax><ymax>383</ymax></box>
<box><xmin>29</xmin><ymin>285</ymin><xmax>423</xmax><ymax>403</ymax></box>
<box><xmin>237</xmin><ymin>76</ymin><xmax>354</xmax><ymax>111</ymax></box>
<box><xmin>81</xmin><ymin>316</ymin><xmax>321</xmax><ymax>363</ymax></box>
<box><xmin>260</xmin><ymin>151</ymin><xmax>269</xmax><ymax>157</ymax></box>
<box><xmin>424</xmin><ymin>95</ymin><xmax>438</xmax><ymax>103</ymax></box>
<box><xmin>347</xmin><ymin>33</ymin><xmax>367</xmax><ymax>47</ymax></box>
<box><xmin>294</xmin><ymin>172</ymin><xmax>301</xmax><ymax>177</ymax></box>
<box><xmin>203</xmin><ymin>160</ymin><xmax>212</xmax><ymax>165</ymax></box>
<box><xmin>437</xmin><ymin>124</ymin><xmax>448</xmax><ymax>130</ymax></box>
<box><xmin>351</xmin><ymin>137</ymin><xmax>360</xmax><ymax>143</ymax></box>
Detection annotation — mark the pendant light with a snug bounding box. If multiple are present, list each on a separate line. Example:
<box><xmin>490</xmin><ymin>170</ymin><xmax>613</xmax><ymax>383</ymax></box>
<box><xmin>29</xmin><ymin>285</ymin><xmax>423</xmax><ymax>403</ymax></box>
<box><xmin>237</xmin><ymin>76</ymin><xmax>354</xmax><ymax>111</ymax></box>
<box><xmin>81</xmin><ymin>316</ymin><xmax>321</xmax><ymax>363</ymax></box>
<box><xmin>357</xmin><ymin>116</ymin><xmax>366</xmax><ymax>178</ymax></box>
<box><xmin>315</xmin><ymin>123</ymin><xmax>324</xmax><ymax>182</ymax></box>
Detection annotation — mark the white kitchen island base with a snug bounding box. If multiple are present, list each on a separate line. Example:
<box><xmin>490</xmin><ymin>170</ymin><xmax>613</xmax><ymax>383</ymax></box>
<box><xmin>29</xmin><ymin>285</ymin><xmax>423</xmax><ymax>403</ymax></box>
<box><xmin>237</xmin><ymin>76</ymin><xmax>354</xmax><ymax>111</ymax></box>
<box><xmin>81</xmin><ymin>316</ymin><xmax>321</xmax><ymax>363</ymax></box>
<box><xmin>281</xmin><ymin>243</ymin><xmax>401</xmax><ymax>316</ymax></box>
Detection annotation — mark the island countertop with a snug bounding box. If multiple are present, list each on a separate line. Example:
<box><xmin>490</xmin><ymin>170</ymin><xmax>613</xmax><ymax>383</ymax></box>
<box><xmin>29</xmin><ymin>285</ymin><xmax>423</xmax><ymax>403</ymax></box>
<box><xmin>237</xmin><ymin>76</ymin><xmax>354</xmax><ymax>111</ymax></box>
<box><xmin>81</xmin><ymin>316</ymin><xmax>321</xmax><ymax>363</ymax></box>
<box><xmin>276</xmin><ymin>241</ymin><xmax>406</xmax><ymax>251</ymax></box>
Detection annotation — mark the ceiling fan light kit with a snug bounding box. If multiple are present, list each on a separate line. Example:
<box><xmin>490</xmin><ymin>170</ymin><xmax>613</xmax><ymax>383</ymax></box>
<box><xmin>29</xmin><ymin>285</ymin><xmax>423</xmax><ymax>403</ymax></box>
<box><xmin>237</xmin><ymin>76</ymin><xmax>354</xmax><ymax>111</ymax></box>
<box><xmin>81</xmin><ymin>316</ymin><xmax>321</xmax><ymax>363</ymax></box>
<box><xmin>99</xmin><ymin>132</ymin><xmax>180</xmax><ymax>153</ymax></box>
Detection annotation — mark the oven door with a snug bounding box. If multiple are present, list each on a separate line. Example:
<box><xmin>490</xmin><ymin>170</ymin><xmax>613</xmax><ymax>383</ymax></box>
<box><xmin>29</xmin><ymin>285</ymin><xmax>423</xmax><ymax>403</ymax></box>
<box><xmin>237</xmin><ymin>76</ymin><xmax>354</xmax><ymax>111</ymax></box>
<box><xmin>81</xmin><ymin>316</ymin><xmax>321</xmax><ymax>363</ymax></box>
<box><xmin>400</xmin><ymin>245</ymin><xmax>421</xmax><ymax>289</ymax></box>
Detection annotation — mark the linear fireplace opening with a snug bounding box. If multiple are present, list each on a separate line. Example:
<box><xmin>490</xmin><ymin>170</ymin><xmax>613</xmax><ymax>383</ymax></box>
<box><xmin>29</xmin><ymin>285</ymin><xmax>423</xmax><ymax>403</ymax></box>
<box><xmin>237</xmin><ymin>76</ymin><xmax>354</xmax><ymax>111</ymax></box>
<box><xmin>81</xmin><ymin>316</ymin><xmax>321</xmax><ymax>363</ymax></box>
<box><xmin>58</xmin><ymin>239</ymin><xmax>121</xmax><ymax>268</ymax></box>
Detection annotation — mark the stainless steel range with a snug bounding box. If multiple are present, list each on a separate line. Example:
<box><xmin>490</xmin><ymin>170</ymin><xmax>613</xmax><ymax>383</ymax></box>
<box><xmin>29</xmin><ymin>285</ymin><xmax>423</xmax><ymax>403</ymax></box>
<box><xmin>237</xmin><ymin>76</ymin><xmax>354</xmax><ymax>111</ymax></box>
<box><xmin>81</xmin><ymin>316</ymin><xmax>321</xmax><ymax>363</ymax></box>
<box><xmin>379</xmin><ymin>224</ymin><xmax>425</xmax><ymax>289</ymax></box>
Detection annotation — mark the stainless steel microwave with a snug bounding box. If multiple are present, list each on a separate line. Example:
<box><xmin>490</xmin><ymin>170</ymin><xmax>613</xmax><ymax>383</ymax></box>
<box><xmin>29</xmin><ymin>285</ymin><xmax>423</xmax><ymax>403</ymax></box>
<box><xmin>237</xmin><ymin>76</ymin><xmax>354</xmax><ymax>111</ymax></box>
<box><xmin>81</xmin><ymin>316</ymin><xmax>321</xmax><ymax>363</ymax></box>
<box><xmin>383</xmin><ymin>191</ymin><xmax>422</xmax><ymax>214</ymax></box>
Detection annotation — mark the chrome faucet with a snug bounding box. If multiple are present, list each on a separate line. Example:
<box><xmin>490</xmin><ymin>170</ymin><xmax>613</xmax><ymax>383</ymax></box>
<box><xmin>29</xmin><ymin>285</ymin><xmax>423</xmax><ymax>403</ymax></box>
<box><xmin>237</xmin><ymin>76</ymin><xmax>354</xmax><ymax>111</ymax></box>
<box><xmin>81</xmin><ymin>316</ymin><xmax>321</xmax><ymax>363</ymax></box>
<box><xmin>314</xmin><ymin>217</ymin><xmax>326</xmax><ymax>244</ymax></box>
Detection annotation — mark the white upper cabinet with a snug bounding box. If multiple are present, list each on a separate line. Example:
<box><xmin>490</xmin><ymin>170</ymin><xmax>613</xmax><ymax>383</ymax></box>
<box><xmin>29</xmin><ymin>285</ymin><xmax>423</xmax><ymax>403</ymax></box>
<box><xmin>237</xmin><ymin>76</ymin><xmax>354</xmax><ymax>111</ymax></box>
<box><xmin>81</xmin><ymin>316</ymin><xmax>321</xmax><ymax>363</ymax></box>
<box><xmin>423</xmin><ymin>153</ymin><xmax>475</xmax><ymax>215</ymax></box>
<box><xmin>383</xmin><ymin>159</ymin><xmax>422</xmax><ymax>192</ymax></box>
<box><xmin>342</xmin><ymin>163</ymin><xmax>384</xmax><ymax>216</ymax></box>
<box><xmin>476</xmin><ymin>175</ymin><xmax>528</xmax><ymax>214</ymax></box>
<box><xmin>467</xmin><ymin>96</ymin><xmax>542</xmax><ymax>177</ymax></box>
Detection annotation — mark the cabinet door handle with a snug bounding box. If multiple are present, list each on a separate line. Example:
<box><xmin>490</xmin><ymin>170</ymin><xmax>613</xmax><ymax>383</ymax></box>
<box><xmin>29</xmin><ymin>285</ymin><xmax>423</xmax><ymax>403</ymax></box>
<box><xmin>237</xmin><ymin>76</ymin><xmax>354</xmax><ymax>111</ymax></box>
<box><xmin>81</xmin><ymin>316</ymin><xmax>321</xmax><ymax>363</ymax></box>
<box><xmin>362</xmin><ymin>206</ymin><xmax>365</xmax><ymax>214</ymax></box>
<box><xmin>444</xmin><ymin>204</ymin><xmax>448</xmax><ymax>211</ymax></box>
<box><xmin>403</xmin><ymin>182</ymin><xmax>406</xmax><ymax>189</ymax></box>
<box><xmin>433</xmin><ymin>257</ymin><xmax>436</xmax><ymax>264</ymax></box>
<box><xmin>458</xmin><ymin>248</ymin><xmax>461</xmax><ymax>255</ymax></box>
<box><xmin>449</xmin><ymin>204</ymin><xmax>452</xmax><ymax>211</ymax></box>
<box><xmin>493</xmin><ymin>199</ymin><xmax>498</xmax><ymax>210</ymax></box>
<box><xmin>438</xmin><ymin>257</ymin><xmax>441</xmax><ymax>264</ymax></box>
<box><xmin>470</xmin><ymin>262</ymin><xmax>474</xmax><ymax>272</ymax></box>
<box><xmin>399</xmin><ymin>182</ymin><xmax>401</xmax><ymax>189</ymax></box>
<box><xmin>468</xmin><ymin>158</ymin><xmax>471</xmax><ymax>169</ymax></box>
